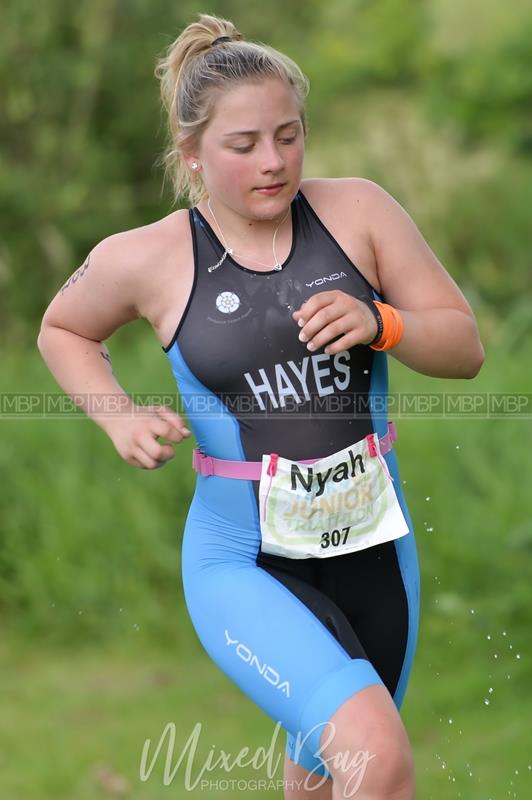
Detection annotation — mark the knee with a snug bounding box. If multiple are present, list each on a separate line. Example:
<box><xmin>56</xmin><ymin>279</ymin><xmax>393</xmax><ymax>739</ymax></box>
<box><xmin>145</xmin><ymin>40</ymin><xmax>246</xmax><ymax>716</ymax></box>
<box><xmin>367</xmin><ymin>730</ymin><xmax>415</xmax><ymax>797</ymax></box>
<box><xmin>326</xmin><ymin>727</ymin><xmax>415</xmax><ymax>799</ymax></box>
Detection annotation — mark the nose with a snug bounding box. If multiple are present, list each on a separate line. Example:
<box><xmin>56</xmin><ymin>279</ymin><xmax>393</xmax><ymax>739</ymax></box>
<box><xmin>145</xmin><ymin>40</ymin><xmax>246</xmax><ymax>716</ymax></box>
<box><xmin>258</xmin><ymin>140</ymin><xmax>285</xmax><ymax>174</ymax></box>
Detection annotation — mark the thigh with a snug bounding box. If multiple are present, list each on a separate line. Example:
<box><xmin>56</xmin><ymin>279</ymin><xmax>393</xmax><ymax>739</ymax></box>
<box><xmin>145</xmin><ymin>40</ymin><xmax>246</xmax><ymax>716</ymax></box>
<box><xmin>259</xmin><ymin>530</ymin><xmax>419</xmax><ymax>774</ymax></box>
<box><xmin>181</xmin><ymin>492</ymin><xmax>385</xmax><ymax>757</ymax></box>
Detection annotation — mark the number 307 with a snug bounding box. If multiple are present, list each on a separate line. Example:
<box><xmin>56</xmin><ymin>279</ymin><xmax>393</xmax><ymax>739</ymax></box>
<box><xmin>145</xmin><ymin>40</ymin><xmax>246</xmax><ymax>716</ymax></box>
<box><xmin>320</xmin><ymin>527</ymin><xmax>351</xmax><ymax>549</ymax></box>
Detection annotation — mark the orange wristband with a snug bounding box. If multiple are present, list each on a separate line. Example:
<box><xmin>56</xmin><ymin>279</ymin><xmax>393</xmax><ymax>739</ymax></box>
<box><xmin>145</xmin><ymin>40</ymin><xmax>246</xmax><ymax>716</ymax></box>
<box><xmin>370</xmin><ymin>302</ymin><xmax>404</xmax><ymax>351</ymax></box>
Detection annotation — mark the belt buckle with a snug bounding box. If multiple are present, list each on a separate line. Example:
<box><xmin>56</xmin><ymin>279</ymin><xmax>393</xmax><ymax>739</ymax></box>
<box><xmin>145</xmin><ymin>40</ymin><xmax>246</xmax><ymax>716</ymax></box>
<box><xmin>194</xmin><ymin>450</ymin><xmax>215</xmax><ymax>477</ymax></box>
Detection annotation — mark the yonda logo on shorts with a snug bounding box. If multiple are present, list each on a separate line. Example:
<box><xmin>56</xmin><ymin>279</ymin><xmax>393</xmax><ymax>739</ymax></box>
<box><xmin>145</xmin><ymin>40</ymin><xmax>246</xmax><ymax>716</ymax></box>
<box><xmin>224</xmin><ymin>629</ymin><xmax>290</xmax><ymax>697</ymax></box>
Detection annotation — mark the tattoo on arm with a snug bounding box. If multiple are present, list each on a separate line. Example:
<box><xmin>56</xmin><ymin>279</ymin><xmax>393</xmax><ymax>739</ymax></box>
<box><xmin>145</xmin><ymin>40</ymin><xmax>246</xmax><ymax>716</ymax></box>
<box><xmin>100</xmin><ymin>349</ymin><xmax>114</xmax><ymax>375</ymax></box>
<box><xmin>60</xmin><ymin>253</ymin><xmax>91</xmax><ymax>294</ymax></box>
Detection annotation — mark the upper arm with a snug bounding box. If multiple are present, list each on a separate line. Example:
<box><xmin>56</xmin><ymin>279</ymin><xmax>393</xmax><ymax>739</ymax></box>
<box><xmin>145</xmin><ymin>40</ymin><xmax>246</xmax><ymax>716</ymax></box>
<box><xmin>360</xmin><ymin>179</ymin><xmax>474</xmax><ymax>316</ymax></box>
<box><xmin>39</xmin><ymin>230</ymin><xmax>145</xmax><ymax>341</ymax></box>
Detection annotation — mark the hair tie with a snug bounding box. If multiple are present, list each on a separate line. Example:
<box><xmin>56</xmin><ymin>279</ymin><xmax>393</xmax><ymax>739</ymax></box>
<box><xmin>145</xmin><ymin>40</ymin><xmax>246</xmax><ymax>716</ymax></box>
<box><xmin>211</xmin><ymin>36</ymin><xmax>232</xmax><ymax>47</ymax></box>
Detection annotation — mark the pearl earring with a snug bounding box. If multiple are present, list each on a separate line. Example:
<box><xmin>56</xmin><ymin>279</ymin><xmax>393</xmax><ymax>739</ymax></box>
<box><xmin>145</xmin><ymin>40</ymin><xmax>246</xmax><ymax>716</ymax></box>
<box><xmin>191</xmin><ymin>162</ymin><xmax>199</xmax><ymax>170</ymax></box>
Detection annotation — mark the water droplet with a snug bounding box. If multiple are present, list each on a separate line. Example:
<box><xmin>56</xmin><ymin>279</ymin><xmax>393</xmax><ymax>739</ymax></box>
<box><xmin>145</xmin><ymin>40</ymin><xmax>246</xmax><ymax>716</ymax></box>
<box><xmin>448</xmin><ymin>719</ymin><xmax>453</xmax><ymax>724</ymax></box>
<box><xmin>363</xmin><ymin>369</ymin><xmax>369</xmax><ymax>374</ymax></box>
<box><xmin>425</xmin><ymin>496</ymin><xmax>431</xmax><ymax>501</ymax></box>
<box><xmin>455</xmin><ymin>444</ymin><xmax>460</xmax><ymax>449</ymax></box>
<box><xmin>487</xmin><ymin>634</ymin><xmax>491</xmax><ymax>639</ymax></box>
<box><xmin>427</xmin><ymin>527</ymin><xmax>434</xmax><ymax>532</ymax></box>
<box><xmin>470</xmin><ymin>609</ymin><xmax>475</xmax><ymax>614</ymax></box>
<box><xmin>516</xmin><ymin>653</ymin><xmax>521</xmax><ymax>659</ymax></box>
<box><xmin>502</xmin><ymin>631</ymin><xmax>507</xmax><ymax>636</ymax></box>
<box><xmin>494</xmin><ymin>653</ymin><xmax>498</xmax><ymax>659</ymax></box>
<box><xmin>484</xmin><ymin>698</ymin><xmax>490</xmax><ymax>705</ymax></box>
<box><xmin>402</xmin><ymin>479</ymin><xmax>407</xmax><ymax>484</ymax></box>
<box><xmin>488</xmin><ymin>687</ymin><xmax>493</xmax><ymax>693</ymax></box>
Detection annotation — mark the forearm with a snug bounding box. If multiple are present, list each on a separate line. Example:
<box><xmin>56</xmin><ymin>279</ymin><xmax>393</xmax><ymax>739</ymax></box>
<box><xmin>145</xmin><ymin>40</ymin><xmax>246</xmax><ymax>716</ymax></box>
<box><xmin>37</xmin><ymin>325</ymin><xmax>133</xmax><ymax>433</ymax></box>
<box><xmin>387</xmin><ymin>308</ymin><xmax>485</xmax><ymax>378</ymax></box>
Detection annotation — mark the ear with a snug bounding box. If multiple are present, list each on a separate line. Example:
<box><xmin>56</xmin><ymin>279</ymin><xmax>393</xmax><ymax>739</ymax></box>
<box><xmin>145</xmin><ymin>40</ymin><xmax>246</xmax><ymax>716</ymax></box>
<box><xmin>183</xmin><ymin>155</ymin><xmax>200</xmax><ymax>173</ymax></box>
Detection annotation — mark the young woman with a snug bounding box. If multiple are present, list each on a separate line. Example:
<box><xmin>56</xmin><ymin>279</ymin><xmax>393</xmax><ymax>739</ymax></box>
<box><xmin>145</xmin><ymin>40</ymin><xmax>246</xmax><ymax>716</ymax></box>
<box><xmin>38</xmin><ymin>13</ymin><xmax>484</xmax><ymax>800</ymax></box>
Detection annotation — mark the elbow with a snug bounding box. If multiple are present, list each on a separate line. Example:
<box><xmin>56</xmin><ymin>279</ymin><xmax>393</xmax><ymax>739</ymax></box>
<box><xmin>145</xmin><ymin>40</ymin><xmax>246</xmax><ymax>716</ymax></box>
<box><xmin>463</xmin><ymin>342</ymin><xmax>485</xmax><ymax>379</ymax></box>
<box><xmin>36</xmin><ymin>326</ymin><xmax>48</xmax><ymax>354</ymax></box>
<box><xmin>37</xmin><ymin>322</ymin><xmax>53</xmax><ymax>355</ymax></box>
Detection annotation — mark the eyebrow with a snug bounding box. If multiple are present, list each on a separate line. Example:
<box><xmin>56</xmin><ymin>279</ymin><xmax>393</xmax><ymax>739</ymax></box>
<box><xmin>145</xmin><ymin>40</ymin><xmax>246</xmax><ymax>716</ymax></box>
<box><xmin>222</xmin><ymin>119</ymin><xmax>300</xmax><ymax>137</ymax></box>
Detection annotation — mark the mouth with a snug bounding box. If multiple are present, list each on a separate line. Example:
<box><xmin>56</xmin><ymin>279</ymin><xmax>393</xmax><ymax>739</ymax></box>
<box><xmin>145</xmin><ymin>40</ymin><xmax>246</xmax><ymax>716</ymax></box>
<box><xmin>254</xmin><ymin>183</ymin><xmax>286</xmax><ymax>194</ymax></box>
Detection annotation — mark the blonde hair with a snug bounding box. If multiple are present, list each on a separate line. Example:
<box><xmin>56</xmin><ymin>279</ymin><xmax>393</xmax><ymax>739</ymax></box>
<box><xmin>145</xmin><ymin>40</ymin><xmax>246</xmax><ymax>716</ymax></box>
<box><xmin>154</xmin><ymin>13</ymin><xmax>310</xmax><ymax>206</ymax></box>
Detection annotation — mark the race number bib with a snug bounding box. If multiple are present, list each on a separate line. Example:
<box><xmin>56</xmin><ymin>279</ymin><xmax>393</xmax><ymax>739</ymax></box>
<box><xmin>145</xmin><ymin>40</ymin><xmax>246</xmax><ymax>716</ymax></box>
<box><xmin>258</xmin><ymin>433</ymin><xmax>409</xmax><ymax>559</ymax></box>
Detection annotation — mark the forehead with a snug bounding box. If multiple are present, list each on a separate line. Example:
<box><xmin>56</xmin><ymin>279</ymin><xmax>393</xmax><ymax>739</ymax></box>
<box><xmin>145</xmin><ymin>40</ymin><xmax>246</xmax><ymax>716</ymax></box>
<box><xmin>207</xmin><ymin>78</ymin><xmax>301</xmax><ymax>134</ymax></box>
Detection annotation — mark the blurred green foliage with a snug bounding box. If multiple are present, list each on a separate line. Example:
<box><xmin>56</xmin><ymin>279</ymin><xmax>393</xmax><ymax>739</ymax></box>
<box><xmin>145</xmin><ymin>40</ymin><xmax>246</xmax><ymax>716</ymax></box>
<box><xmin>1</xmin><ymin>4</ymin><xmax>531</xmax><ymax>796</ymax></box>
<box><xmin>1</xmin><ymin>0</ymin><xmax>532</xmax><ymax>349</ymax></box>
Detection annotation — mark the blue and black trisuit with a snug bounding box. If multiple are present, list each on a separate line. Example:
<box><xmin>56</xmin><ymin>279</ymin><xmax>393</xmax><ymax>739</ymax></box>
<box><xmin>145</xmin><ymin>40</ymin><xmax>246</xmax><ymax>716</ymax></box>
<box><xmin>162</xmin><ymin>189</ymin><xmax>420</xmax><ymax>778</ymax></box>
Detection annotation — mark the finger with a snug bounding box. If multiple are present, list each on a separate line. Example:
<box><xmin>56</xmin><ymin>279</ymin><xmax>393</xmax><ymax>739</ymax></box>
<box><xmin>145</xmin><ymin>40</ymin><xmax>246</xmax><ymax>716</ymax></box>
<box><xmin>127</xmin><ymin>454</ymin><xmax>144</xmax><ymax>469</ymax></box>
<box><xmin>152</xmin><ymin>405</ymin><xmax>191</xmax><ymax>436</ymax></box>
<box><xmin>131</xmin><ymin>446</ymin><xmax>164</xmax><ymax>470</ymax></box>
<box><xmin>323</xmin><ymin>329</ymin><xmax>364</xmax><ymax>355</ymax></box>
<box><xmin>298</xmin><ymin>304</ymin><xmax>343</xmax><ymax>345</ymax></box>
<box><xmin>149</xmin><ymin>418</ymin><xmax>185</xmax><ymax>444</ymax></box>
<box><xmin>140</xmin><ymin>435</ymin><xmax>176</xmax><ymax>464</ymax></box>
<box><xmin>292</xmin><ymin>292</ymin><xmax>337</xmax><ymax>325</ymax></box>
<box><xmin>302</xmin><ymin>317</ymin><xmax>351</xmax><ymax>353</ymax></box>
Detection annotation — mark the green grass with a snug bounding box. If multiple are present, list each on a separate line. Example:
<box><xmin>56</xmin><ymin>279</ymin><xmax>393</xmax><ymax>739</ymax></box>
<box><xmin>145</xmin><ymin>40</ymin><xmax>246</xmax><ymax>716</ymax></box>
<box><xmin>1</xmin><ymin>319</ymin><xmax>531</xmax><ymax>798</ymax></box>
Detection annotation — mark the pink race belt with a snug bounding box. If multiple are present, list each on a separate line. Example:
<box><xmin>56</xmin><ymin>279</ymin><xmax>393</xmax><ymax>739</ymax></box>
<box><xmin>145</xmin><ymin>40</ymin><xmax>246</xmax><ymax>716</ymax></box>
<box><xmin>192</xmin><ymin>421</ymin><xmax>397</xmax><ymax>480</ymax></box>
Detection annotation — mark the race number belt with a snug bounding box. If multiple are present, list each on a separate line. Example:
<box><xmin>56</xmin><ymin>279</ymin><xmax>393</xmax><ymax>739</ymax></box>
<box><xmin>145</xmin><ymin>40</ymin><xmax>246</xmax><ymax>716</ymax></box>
<box><xmin>191</xmin><ymin>422</ymin><xmax>408</xmax><ymax>559</ymax></box>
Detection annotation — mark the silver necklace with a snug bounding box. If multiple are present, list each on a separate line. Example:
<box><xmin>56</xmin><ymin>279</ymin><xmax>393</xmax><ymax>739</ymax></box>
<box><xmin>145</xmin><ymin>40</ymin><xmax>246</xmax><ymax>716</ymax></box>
<box><xmin>206</xmin><ymin>198</ymin><xmax>290</xmax><ymax>273</ymax></box>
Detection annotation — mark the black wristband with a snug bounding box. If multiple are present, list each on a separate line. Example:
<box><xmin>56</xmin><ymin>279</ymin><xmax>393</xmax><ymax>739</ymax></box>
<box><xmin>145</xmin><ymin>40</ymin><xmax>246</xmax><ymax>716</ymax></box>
<box><xmin>359</xmin><ymin>295</ymin><xmax>383</xmax><ymax>346</ymax></box>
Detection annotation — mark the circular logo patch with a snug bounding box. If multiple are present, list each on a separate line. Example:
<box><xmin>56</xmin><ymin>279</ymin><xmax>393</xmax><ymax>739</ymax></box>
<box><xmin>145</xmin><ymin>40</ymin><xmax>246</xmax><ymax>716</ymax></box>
<box><xmin>216</xmin><ymin>292</ymin><xmax>240</xmax><ymax>314</ymax></box>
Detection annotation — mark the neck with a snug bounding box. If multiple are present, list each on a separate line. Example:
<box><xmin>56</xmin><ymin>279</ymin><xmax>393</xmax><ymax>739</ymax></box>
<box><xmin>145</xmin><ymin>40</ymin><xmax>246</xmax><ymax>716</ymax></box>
<box><xmin>200</xmin><ymin>196</ymin><xmax>293</xmax><ymax>244</ymax></box>
<box><xmin>200</xmin><ymin>195</ymin><xmax>293</xmax><ymax>267</ymax></box>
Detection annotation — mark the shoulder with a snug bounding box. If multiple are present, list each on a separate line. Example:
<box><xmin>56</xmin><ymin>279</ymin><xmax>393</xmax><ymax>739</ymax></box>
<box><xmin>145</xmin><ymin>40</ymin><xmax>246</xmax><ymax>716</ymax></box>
<box><xmin>41</xmin><ymin>208</ymin><xmax>193</xmax><ymax>340</ymax></box>
<box><xmin>300</xmin><ymin>176</ymin><xmax>376</xmax><ymax>206</ymax></box>
<box><xmin>92</xmin><ymin>208</ymin><xmax>192</xmax><ymax>316</ymax></box>
<box><xmin>299</xmin><ymin>176</ymin><xmax>396</xmax><ymax>235</ymax></box>
<box><xmin>300</xmin><ymin>176</ymin><xmax>417</xmax><ymax>255</ymax></box>
<box><xmin>94</xmin><ymin>207</ymin><xmax>191</xmax><ymax>272</ymax></box>
<box><xmin>300</xmin><ymin>176</ymin><xmax>399</xmax><ymax>215</ymax></box>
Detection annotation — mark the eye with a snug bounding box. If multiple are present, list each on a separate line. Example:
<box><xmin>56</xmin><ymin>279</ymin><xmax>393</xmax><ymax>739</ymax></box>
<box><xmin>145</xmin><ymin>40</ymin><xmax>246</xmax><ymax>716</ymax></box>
<box><xmin>232</xmin><ymin>145</ymin><xmax>254</xmax><ymax>153</ymax></box>
<box><xmin>279</xmin><ymin>137</ymin><xmax>297</xmax><ymax>145</ymax></box>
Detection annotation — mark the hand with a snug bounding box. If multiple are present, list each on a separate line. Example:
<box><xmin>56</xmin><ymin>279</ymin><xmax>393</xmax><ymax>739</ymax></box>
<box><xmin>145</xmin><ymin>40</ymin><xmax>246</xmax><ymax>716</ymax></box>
<box><xmin>292</xmin><ymin>291</ymin><xmax>378</xmax><ymax>355</ymax></box>
<box><xmin>106</xmin><ymin>403</ymin><xmax>191</xmax><ymax>469</ymax></box>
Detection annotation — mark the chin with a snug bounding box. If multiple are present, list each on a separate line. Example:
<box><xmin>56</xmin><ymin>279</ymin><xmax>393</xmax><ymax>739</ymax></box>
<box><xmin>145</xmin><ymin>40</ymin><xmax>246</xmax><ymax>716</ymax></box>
<box><xmin>249</xmin><ymin>189</ymin><xmax>297</xmax><ymax>218</ymax></box>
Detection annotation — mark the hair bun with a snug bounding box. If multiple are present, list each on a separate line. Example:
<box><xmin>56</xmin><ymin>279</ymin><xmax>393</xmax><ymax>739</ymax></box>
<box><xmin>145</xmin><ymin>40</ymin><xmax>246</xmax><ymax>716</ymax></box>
<box><xmin>211</xmin><ymin>36</ymin><xmax>232</xmax><ymax>46</ymax></box>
